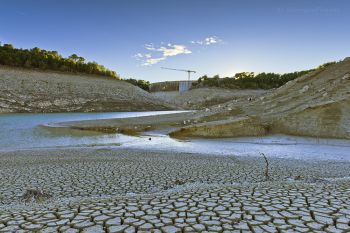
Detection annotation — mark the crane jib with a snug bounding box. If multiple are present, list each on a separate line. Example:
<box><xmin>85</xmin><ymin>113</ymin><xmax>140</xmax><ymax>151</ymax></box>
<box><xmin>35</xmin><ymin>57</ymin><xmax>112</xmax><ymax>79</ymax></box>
<box><xmin>161</xmin><ymin>67</ymin><xmax>197</xmax><ymax>81</ymax></box>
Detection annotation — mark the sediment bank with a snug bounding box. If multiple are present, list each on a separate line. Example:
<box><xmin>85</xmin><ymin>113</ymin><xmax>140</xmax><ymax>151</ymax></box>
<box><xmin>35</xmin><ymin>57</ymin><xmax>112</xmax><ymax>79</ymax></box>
<box><xmin>0</xmin><ymin>66</ymin><xmax>175</xmax><ymax>113</ymax></box>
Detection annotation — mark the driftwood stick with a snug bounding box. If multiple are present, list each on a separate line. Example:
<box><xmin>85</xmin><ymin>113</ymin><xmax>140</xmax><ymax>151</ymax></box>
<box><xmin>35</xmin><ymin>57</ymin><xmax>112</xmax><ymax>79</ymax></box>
<box><xmin>261</xmin><ymin>153</ymin><xmax>270</xmax><ymax>180</ymax></box>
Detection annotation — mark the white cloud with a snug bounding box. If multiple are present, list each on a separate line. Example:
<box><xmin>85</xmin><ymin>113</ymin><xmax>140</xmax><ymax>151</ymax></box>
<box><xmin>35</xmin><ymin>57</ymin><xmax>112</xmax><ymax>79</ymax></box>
<box><xmin>133</xmin><ymin>53</ymin><xmax>152</xmax><ymax>63</ymax></box>
<box><xmin>134</xmin><ymin>53</ymin><xmax>144</xmax><ymax>59</ymax></box>
<box><xmin>135</xmin><ymin>43</ymin><xmax>192</xmax><ymax>66</ymax></box>
<box><xmin>142</xmin><ymin>57</ymin><xmax>166</xmax><ymax>66</ymax></box>
<box><xmin>191</xmin><ymin>36</ymin><xmax>221</xmax><ymax>45</ymax></box>
<box><xmin>134</xmin><ymin>36</ymin><xmax>222</xmax><ymax>66</ymax></box>
<box><xmin>146</xmin><ymin>43</ymin><xmax>192</xmax><ymax>57</ymax></box>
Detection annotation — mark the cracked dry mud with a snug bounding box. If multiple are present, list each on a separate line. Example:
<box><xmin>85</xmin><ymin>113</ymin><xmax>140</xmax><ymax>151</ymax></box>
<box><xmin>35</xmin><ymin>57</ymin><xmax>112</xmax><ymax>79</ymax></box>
<box><xmin>1</xmin><ymin>149</ymin><xmax>350</xmax><ymax>232</ymax></box>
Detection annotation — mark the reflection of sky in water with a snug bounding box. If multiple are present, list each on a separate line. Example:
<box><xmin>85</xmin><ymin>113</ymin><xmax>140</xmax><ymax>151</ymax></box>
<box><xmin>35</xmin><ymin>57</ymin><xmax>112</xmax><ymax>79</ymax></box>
<box><xmin>1</xmin><ymin>112</ymin><xmax>350</xmax><ymax>162</ymax></box>
<box><xmin>0</xmin><ymin>111</ymin><xmax>184</xmax><ymax>150</ymax></box>
<box><xmin>119</xmin><ymin>133</ymin><xmax>350</xmax><ymax>162</ymax></box>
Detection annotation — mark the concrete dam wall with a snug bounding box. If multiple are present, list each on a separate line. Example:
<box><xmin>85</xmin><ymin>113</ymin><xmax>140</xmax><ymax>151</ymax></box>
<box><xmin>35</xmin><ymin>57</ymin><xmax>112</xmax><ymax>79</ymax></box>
<box><xmin>150</xmin><ymin>81</ymin><xmax>194</xmax><ymax>92</ymax></box>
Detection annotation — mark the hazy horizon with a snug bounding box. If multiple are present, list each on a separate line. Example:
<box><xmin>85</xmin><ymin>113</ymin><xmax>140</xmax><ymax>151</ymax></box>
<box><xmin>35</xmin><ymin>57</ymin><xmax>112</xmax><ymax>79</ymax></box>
<box><xmin>1</xmin><ymin>0</ymin><xmax>349</xmax><ymax>82</ymax></box>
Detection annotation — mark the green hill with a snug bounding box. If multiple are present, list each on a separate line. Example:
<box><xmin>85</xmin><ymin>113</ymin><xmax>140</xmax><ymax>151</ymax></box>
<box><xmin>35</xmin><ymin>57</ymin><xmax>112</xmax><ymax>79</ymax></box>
<box><xmin>0</xmin><ymin>43</ymin><xmax>118</xmax><ymax>79</ymax></box>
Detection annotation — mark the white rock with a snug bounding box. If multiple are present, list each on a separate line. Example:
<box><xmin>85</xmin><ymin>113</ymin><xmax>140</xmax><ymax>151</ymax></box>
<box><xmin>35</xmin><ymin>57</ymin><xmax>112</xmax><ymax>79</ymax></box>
<box><xmin>342</xmin><ymin>73</ymin><xmax>350</xmax><ymax>80</ymax></box>
<box><xmin>37</xmin><ymin>101</ymin><xmax>52</xmax><ymax>108</ymax></box>
<box><xmin>299</xmin><ymin>85</ymin><xmax>310</xmax><ymax>94</ymax></box>
<box><xmin>53</xmin><ymin>99</ymin><xmax>70</xmax><ymax>106</ymax></box>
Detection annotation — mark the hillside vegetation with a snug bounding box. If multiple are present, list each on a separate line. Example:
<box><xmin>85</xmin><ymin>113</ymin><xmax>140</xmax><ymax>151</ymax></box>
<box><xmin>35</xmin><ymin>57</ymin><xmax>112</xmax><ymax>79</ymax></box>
<box><xmin>193</xmin><ymin>62</ymin><xmax>335</xmax><ymax>89</ymax></box>
<box><xmin>0</xmin><ymin>43</ymin><xmax>158</xmax><ymax>91</ymax></box>
<box><xmin>0</xmin><ymin>43</ymin><xmax>118</xmax><ymax>78</ymax></box>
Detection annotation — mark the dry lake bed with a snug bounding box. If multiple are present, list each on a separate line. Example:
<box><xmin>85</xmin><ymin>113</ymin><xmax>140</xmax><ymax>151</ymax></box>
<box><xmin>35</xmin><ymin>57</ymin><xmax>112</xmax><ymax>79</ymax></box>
<box><xmin>1</xmin><ymin>148</ymin><xmax>350</xmax><ymax>232</ymax></box>
<box><xmin>1</xmin><ymin>112</ymin><xmax>350</xmax><ymax>232</ymax></box>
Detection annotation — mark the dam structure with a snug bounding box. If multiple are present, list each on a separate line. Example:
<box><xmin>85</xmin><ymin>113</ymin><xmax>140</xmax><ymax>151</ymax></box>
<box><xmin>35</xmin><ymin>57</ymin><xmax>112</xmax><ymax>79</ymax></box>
<box><xmin>149</xmin><ymin>80</ymin><xmax>194</xmax><ymax>93</ymax></box>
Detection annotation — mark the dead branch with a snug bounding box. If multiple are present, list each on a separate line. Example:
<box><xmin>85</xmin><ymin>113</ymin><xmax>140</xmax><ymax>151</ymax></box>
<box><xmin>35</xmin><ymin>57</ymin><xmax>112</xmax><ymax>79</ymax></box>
<box><xmin>261</xmin><ymin>153</ymin><xmax>270</xmax><ymax>181</ymax></box>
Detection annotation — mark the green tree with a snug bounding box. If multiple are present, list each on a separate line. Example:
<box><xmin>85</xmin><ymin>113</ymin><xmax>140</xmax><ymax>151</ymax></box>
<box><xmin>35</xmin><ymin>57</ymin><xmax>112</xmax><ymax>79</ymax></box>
<box><xmin>0</xmin><ymin>43</ymin><xmax>119</xmax><ymax>79</ymax></box>
<box><xmin>192</xmin><ymin>62</ymin><xmax>336</xmax><ymax>90</ymax></box>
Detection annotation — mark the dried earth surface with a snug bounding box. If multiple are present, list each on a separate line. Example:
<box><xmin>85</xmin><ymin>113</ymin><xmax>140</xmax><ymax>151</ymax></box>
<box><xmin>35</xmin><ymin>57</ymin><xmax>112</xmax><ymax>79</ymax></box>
<box><xmin>1</xmin><ymin>149</ymin><xmax>350</xmax><ymax>232</ymax></box>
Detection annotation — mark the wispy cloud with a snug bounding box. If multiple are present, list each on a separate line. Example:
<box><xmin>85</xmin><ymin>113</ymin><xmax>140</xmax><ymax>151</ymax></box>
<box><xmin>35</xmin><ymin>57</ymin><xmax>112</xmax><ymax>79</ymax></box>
<box><xmin>142</xmin><ymin>57</ymin><xmax>166</xmax><ymax>66</ymax></box>
<box><xmin>134</xmin><ymin>53</ymin><xmax>152</xmax><ymax>59</ymax></box>
<box><xmin>136</xmin><ymin>43</ymin><xmax>192</xmax><ymax>66</ymax></box>
<box><xmin>145</xmin><ymin>44</ymin><xmax>192</xmax><ymax>57</ymax></box>
<box><xmin>191</xmin><ymin>36</ymin><xmax>222</xmax><ymax>45</ymax></box>
<box><xmin>134</xmin><ymin>36</ymin><xmax>221</xmax><ymax>66</ymax></box>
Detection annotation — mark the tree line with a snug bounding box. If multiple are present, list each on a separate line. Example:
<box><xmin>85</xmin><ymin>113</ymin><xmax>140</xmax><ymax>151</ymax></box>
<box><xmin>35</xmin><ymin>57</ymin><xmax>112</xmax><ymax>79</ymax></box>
<box><xmin>0</xmin><ymin>43</ymin><xmax>118</xmax><ymax>79</ymax></box>
<box><xmin>0</xmin><ymin>43</ymin><xmax>336</xmax><ymax>91</ymax></box>
<box><xmin>192</xmin><ymin>62</ymin><xmax>336</xmax><ymax>90</ymax></box>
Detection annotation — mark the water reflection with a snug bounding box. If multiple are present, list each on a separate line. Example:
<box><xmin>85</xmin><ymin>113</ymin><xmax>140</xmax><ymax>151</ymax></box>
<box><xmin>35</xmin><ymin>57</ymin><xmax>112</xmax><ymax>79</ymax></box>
<box><xmin>1</xmin><ymin>111</ymin><xmax>350</xmax><ymax>162</ymax></box>
<box><xmin>0</xmin><ymin>111</ymin><xmax>184</xmax><ymax>150</ymax></box>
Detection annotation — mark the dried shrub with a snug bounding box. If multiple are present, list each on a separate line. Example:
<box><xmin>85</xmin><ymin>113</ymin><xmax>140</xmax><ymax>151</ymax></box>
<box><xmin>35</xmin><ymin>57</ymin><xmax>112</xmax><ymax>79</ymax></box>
<box><xmin>21</xmin><ymin>189</ymin><xmax>52</xmax><ymax>202</ymax></box>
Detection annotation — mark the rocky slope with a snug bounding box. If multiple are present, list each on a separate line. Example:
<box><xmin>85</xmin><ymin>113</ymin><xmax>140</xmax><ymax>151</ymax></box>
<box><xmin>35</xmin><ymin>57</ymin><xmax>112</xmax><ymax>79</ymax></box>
<box><xmin>171</xmin><ymin>57</ymin><xmax>350</xmax><ymax>139</ymax></box>
<box><xmin>0</xmin><ymin>66</ymin><xmax>174</xmax><ymax>113</ymax></box>
<box><xmin>151</xmin><ymin>88</ymin><xmax>268</xmax><ymax>109</ymax></box>
<box><xmin>57</xmin><ymin>57</ymin><xmax>350</xmax><ymax>139</ymax></box>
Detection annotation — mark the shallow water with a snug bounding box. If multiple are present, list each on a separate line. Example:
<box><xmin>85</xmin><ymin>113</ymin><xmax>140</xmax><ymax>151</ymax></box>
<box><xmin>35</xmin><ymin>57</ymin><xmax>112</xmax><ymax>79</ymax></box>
<box><xmin>0</xmin><ymin>111</ymin><xmax>183</xmax><ymax>150</ymax></box>
<box><xmin>122</xmin><ymin>133</ymin><xmax>350</xmax><ymax>161</ymax></box>
<box><xmin>0</xmin><ymin>112</ymin><xmax>349</xmax><ymax>161</ymax></box>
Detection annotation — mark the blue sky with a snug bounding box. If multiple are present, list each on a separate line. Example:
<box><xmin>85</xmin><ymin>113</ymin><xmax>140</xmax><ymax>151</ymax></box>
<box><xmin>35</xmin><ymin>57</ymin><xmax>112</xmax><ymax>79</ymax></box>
<box><xmin>0</xmin><ymin>0</ymin><xmax>349</xmax><ymax>82</ymax></box>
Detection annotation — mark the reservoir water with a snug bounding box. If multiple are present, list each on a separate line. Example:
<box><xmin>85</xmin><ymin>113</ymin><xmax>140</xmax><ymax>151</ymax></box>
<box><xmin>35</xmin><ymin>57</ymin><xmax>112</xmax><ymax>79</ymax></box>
<box><xmin>0</xmin><ymin>111</ymin><xmax>349</xmax><ymax>161</ymax></box>
<box><xmin>0</xmin><ymin>111</ymin><xmax>182</xmax><ymax>150</ymax></box>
